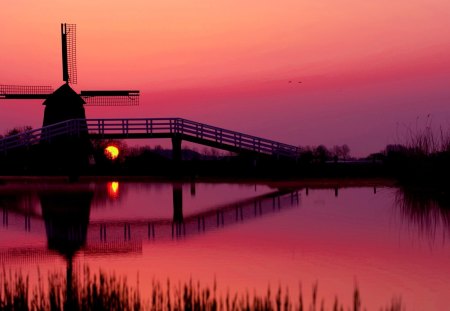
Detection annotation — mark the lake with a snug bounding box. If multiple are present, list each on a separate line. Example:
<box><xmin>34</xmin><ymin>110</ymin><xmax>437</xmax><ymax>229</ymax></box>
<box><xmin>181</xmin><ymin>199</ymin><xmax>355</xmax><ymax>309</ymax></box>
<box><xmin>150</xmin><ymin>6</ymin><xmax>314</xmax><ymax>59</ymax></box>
<box><xmin>0</xmin><ymin>179</ymin><xmax>448</xmax><ymax>310</ymax></box>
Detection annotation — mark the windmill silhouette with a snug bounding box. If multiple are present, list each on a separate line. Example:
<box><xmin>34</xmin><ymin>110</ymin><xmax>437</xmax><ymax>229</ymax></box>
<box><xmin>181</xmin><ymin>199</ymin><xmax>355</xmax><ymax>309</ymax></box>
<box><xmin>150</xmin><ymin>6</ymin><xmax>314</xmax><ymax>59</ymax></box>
<box><xmin>0</xmin><ymin>23</ymin><xmax>140</xmax><ymax>127</ymax></box>
<box><xmin>0</xmin><ymin>23</ymin><xmax>140</xmax><ymax>177</ymax></box>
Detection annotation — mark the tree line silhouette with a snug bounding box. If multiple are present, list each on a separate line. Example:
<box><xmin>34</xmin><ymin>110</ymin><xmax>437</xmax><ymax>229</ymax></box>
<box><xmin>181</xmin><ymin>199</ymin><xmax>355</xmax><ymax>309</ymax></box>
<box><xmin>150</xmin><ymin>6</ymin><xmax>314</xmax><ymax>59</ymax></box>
<box><xmin>1</xmin><ymin>124</ymin><xmax>449</xmax><ymax>186</ymax></box>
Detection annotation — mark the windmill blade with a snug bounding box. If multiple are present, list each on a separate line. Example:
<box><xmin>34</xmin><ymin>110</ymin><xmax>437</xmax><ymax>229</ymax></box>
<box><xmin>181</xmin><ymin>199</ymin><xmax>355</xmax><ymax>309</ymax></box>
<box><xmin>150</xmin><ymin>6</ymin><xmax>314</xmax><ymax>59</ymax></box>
<box><xmin>0</xmin><ymin>243</ymin><xmax>141</xmax><ymax>263</ymax></box>
<box><xmin>0</xmin><ymin>85</ymin><xmax>53</xmax><ymax>99</ymax></box>
<box><xmin>61</xmin><ymin>23</ymin><xmax>77</xmax><ymax>84</ymax></box>
<box><xmin>80</xmin><ymin>90</ymin><xmax>140</xmax><ymax>106</ymax></box>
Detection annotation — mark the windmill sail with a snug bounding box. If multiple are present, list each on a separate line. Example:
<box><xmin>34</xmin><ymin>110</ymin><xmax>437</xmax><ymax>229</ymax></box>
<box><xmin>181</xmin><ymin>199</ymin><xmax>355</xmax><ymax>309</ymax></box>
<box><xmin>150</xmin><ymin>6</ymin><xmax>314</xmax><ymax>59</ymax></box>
<box><xmin>0</xmin><ymin>85</ymin><xmax>53</xmax><ymax>99</ymax></box>
<box><xmin>80</xmin><ymin>90</ymin><xmax>140</xmax><ymax>106</ymax></box>
<box><xmin>1</xmin><ymin>23</ymin><xmax>139</xmax><ymax>109</ymax></box>
<box><xmin>61</xmin><ymin>23</ymin><xmax>77</xmax><ymax>84</ymax></box>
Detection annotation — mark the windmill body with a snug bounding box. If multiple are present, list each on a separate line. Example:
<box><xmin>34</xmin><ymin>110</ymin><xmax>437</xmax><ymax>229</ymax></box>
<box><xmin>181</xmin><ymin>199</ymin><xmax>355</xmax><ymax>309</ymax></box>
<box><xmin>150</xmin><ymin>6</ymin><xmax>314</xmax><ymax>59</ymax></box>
<box><xmin>43</xmin><ymin>83</ymin><xmax>87</xmax><ymax>126</ymax></box>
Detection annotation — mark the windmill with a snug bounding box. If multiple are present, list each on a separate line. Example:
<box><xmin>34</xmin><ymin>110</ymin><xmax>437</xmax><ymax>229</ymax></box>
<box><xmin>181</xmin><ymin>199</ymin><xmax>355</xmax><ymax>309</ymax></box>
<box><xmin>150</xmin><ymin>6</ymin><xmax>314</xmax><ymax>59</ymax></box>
<box><xmin>0</xmin><ymin>23</ymin><xmax>140</xmax><ymax>127</ymax></box>
<box><xmin>0</xmin><ymin>23</ymin><xmax>139</xmax><ymax>177</ymax></box>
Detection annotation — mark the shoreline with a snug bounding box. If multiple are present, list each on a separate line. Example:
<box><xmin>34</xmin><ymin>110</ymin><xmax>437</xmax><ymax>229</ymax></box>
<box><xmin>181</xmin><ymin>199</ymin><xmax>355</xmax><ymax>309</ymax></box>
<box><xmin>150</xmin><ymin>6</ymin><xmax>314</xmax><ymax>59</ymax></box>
<box><xmin>0</xmin><ymin>175</ymin><xmax>397</xmax><ymax>189</ymax></box>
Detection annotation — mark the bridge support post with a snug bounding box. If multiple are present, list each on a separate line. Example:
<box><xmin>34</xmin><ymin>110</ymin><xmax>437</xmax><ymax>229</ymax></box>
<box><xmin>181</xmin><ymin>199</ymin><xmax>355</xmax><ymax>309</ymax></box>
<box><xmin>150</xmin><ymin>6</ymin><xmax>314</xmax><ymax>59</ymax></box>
<box><xmin>172</xmin><ymin>184</ymin><xmax>184</xmax><ymax>238</ymax></box>
<box><xmin>190</xmin><ymin>181</ymin><xmax>196</xmax><ymax>197</ymax></box>
<box><xmin>172</xmin><ymin>136</ymin><xmax>182</xmax><ymax>163</ymax></box>
<box><xmin>173</xmin><ymin>184</ymin><xmax>183</xmax><ymax>223</ymax></box>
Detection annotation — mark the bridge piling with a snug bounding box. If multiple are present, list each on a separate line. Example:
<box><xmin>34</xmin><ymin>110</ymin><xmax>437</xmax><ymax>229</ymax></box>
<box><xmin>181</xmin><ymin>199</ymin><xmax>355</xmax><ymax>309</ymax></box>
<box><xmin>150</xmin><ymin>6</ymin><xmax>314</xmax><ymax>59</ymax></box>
<box><xmin>25</xmin><ymin>215</ymin><xmax>31</xmax><ymax>232</ymax></box>
<box><xmin>3</xmin><ymin>208</ymin><xmax>8</xmax><ymax>227</ymax></box>
<box><xmin>172</xmin><ymin>136</ymin><xmax>182</xmax><ymax>163</ymax></box>
<box><xmin>173</xmin><ymin>184</ymin><xmax>183</xmax><ymax>223</ymax></box>
<box><xmin>235</xmin><ymin>206</ymin><xmax>243</xmax><ymax>221</ymax></box>
<box><xmin>100</xmin><ymin>225</ymin><xmax>107</xmax><ymax>241</ymax></box>
<box><xmin>197</xmin><ymin>216</ymin><xmax>205</xmax><ymax>232</ymax></box>
<box><xmin>290</xmin><ymin>191</ymin><xmax>300</xmax><ymax>205</ymax></box>
<box><xmin>171</xmin><ymin>223</ymin><xmax>185</xmax><ymax>239</ymax></box>
<box><xmin>124</xmin><ymin>223</ymin><xmax>131</xmax><ymax>241</ymax></box>
<box><xmin>148</xmin><ymin>223</ymin><xmax>155</xmax><ymax>239</ymax></box>
<box><xmin>190</xmin><ymin>181</ymin><xmax>196</xmax><ymax>197</ymax></box>
<box><xmin>216</xmin><ymin>211</ymin><xmax>224</xmax><ymax>227</ymax></box>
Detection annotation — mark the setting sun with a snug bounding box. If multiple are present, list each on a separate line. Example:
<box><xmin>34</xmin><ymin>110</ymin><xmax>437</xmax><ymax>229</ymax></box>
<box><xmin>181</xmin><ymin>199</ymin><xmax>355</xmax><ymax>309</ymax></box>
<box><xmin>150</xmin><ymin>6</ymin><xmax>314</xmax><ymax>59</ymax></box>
<box><xmin>104</xmin><ymin>145</ymin><xmax>119</xmax><ymax>160</ymax></box>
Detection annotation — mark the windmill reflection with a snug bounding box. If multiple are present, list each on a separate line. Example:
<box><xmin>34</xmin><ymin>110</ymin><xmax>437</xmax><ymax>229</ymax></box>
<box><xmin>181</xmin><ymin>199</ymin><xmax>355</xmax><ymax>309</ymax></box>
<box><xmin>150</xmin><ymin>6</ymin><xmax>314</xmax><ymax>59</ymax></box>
<box><xmin>40</xmin><ymin>191</ymin><xmax>93</xmax><ymax>258</ymax></box>
<box><xmin>39</xmin><ymin>190</ymin><xmax>93</xmax><ymax>310</ymax></box>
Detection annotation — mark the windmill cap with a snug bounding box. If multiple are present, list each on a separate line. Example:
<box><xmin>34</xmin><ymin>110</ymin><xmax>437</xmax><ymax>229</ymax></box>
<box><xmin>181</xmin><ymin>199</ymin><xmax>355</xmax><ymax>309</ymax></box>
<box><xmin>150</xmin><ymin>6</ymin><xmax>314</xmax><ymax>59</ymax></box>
<box><xmin>42</xmin><ymin>83</ymin><xmax>86</xmax><ymax>106</ymax></box>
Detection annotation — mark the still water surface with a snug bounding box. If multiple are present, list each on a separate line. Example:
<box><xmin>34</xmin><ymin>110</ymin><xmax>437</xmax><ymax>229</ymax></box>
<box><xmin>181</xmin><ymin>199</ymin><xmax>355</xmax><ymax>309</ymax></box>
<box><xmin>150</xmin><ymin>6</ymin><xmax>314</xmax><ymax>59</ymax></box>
<box><xmin>0</xmin><ymin>181</ymin><xmax>449</xmax><ymax>310</ymax></box>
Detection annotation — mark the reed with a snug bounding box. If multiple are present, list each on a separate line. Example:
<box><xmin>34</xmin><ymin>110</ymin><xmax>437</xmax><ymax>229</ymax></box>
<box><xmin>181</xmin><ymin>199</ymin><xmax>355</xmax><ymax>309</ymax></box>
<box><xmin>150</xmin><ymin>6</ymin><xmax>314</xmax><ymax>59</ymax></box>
<box><xmin>396</xmin><ymin>116</ymin><xmax>450</xmax><ymax>156</ymax></box>
<box><xmin>0</xmin><ymin>267</ymin><xmax>404</xmax><ymax>311</ymax></box>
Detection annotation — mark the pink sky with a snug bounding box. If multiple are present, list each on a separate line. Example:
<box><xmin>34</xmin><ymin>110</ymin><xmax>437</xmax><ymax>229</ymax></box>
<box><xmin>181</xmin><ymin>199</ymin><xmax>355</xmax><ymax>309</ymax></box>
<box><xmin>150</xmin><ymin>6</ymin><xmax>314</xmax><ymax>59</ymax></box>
<box><xmin>1</xmin><ymin>0</ymin><xmax>450</xmax><ymax>156</ymax></box>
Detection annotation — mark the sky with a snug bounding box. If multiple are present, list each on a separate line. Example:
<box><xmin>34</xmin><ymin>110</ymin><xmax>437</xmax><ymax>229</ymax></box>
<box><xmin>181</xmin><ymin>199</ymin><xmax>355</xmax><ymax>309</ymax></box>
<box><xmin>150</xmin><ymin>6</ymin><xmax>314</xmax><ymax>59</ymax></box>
<box><xmin>1</xmin><ymin>0</ymin><xmax>450</xmax><ymax>156</ymax></box>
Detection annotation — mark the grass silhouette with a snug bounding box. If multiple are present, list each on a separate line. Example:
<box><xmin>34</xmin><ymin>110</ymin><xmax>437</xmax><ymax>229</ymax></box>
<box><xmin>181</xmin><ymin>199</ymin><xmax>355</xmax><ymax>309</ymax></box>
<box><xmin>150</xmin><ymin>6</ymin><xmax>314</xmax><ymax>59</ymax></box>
<box><xmin>0</xmin><ymin>267</ymin><xmax>404</xmax><ymax>311</ymax></box>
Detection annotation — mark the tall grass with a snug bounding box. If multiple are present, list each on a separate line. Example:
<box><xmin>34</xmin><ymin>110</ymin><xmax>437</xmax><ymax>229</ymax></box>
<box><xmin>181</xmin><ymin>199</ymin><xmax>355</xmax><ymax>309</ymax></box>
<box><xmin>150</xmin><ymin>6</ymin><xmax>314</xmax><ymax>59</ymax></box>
<box><xmin>398</xmin><ymin>116</ymin><xmax>450</xmax><ymax>156</ymax></box>
<box><xmin>386</xmin><ymin>117</ymin><xmax>450</xmax><ymax>186</ymax></box>
<box><xmin>0</xmin><ymin>267</ymin><xmax>404</xmax><ymax>311</ymax></box>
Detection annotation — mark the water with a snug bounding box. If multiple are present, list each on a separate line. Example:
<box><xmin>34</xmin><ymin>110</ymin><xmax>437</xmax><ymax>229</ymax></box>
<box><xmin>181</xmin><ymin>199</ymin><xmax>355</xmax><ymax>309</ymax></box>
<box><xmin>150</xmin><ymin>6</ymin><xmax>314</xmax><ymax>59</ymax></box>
<box><xmin>0</xmin><ymin>180</ymin><xmax>449</xmax><ymax>310</ymax></box>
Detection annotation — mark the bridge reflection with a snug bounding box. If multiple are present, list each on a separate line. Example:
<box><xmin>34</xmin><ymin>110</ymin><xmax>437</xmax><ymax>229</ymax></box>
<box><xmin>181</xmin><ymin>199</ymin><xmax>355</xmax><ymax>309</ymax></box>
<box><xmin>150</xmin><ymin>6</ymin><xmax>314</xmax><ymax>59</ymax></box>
<box><xmin>0</xmin><ymin>183</ymin><xmax>299</xmax><ymax>262</ymax></box>
<box><xmin>88</xmin><ymin>187</ymin><xmax>299</xmax><ymax>242</ymax></box>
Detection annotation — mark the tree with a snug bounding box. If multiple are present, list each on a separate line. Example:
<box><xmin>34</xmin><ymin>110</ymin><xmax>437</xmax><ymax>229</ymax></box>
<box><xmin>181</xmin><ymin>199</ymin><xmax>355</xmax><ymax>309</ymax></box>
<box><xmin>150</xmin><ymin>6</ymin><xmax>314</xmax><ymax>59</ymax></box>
<box><xmin>5</xmin><ymin>126</ymin><xmax>33</xmax><ymax>137</ymax></box>
<box><xmin>331</xmin><ymin>144</ymin><xmax>351</xmax><ymax>160</ymax></box>
<box><xmin>299</xmin><ymin>146</ymin><xmax>314</xmax><ymax>164</ymax></box>
<box><xmin>341</xmin><ymin>144</ymin><xmax>350</xmax><ymax>160</ymax></box>
<box><xmin>314</xmin><ymin>145</ymin><xmax>330</xmax><ymax>163</ymax></box>
<box><xmin>2</xmin><ymin>126</ymin><xmax>34</xmax><ymax>149</ymax></box>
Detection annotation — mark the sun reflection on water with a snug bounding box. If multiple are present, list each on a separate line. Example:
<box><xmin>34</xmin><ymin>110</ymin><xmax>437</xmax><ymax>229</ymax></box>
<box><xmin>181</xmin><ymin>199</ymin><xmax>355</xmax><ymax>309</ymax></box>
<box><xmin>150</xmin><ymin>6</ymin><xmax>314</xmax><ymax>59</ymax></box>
<box><xmin>107</xmin><ymin>181</ymin><xmax>120</xmax><ymax>199</ymax></box>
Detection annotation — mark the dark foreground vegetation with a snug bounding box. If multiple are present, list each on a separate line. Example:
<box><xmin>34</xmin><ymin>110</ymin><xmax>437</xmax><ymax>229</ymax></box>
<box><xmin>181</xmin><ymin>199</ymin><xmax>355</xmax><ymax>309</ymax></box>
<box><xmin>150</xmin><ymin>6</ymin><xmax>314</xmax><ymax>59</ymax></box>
<box><xmin>0</xmin><ymin>137</ymin><xmax>384</xmax><ymax>179</ymax></box>
<box><xmin>0</xmin><ymin>268</ymin><xmax>403</xmax><ymax>311</ymax></box>
<box><xmin>1</xmin><ymin>123</ymin><xmax>450</xmax><ymax>188</ymax></box>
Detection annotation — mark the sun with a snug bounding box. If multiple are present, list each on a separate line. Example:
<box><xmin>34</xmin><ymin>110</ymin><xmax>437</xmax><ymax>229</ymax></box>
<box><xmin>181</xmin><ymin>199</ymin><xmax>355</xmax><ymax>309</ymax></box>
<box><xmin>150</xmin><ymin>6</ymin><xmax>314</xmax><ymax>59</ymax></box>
<box><xmin>104</xmin><ymin>145</ymin><xmax>119</xmax><ymax>160</ymax></box>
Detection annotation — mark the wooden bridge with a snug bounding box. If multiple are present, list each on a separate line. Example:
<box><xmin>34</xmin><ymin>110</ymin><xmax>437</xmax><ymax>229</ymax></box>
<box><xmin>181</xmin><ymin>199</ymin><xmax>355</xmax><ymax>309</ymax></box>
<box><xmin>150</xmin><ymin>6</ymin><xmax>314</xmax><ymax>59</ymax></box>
<box><xmin>0</xmin><ymin>118</ymin><xmax>300</xmax><ymax>158</ymax></box>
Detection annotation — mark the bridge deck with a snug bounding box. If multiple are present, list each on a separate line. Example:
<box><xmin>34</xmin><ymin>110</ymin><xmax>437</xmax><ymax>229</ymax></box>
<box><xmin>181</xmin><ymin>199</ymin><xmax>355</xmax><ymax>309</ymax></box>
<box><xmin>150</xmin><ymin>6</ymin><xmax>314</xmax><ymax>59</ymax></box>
<box><xmin>0</xmin><ymin>118</ymin><xmax>300</xmax><ymax>157</ymax></box>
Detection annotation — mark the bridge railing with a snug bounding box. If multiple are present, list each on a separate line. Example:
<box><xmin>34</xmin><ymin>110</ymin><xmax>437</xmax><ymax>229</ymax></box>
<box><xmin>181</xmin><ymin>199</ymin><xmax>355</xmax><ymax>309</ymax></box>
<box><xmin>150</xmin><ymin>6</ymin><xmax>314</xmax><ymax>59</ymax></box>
<box><xmin>83</xmin><ymin>118</ymin><xmax>174</xmax><ymax>136</ymax></box>
<box><xmin>0</xmin><ymin>118</ymin><xmax>300</xmax><ymax>157</ymax></box>
<box><xmin>84</xmin><ymin>118</ymin><xmax>300</xmax><ymax>157</ymax></box>
<box><xmin>0</xmin><ymin>119</ymin><xmax>81</xmax><ymax>153</ymax></box>
<box><xmin>177</xmin><ymin>118</ymin><xmax>299</xmax><ymax>156</ymax></box>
